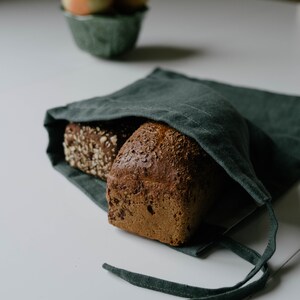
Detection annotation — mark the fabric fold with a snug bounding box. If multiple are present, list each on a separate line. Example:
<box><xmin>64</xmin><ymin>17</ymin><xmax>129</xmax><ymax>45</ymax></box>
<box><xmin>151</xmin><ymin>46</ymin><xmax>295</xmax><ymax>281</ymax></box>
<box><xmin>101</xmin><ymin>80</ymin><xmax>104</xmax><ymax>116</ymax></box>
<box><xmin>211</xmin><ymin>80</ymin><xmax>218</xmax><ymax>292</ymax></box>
<box><xmin>44</xmin><ymin>68</ymin><xmax>300</xmax><ymax>299</ymax></box>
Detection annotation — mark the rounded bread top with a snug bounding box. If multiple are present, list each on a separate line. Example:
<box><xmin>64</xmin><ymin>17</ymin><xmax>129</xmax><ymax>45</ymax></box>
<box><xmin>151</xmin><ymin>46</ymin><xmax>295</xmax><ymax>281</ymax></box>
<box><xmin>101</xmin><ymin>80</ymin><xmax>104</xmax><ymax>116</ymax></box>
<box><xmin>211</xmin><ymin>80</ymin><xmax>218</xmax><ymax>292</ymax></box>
<box><xmin>109</xmin><ymin>121</ymin><xmax>212</xmax><ymax>190</ymax></box>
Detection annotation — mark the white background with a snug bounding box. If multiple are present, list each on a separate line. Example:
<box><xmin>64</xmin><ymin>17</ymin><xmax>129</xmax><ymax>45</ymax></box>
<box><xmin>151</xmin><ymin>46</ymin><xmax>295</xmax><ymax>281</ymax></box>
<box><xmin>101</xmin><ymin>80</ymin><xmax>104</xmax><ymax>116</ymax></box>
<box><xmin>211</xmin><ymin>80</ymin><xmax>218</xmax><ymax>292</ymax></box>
<box><xmin>0</xmin><ymin>0</ymin><xmax>299</xmax><ymax>299</ymax></box>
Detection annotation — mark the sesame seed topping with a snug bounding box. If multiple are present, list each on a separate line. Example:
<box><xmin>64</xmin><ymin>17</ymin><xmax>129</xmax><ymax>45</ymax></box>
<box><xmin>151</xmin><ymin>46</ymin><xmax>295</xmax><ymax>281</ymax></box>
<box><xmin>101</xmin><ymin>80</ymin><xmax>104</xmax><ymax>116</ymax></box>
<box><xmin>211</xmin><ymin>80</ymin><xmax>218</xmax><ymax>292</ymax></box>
<box><xmin>100</xmin><ymin>136</ymin><xmax>107</xmax><ymax>144</ymax></box>
<box><xmin>110</xmin><ymin>135</ymin><xmax>117</xmax><ymax>145</ymax></box>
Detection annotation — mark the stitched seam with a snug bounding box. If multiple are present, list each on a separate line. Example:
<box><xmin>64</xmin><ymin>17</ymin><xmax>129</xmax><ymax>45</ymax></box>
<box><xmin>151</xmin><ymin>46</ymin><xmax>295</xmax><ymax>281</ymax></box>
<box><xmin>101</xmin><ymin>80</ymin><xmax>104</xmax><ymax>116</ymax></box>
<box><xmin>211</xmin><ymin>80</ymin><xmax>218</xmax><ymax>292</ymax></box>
<box><xmin>180</xmin><ymin>102</ymin><xmax>214</xmax><ymax>118</ymax></box>
<box><xmin>179</xmin><ymin>102</ymin><xmax>234</xmax><ymax>139</ymax></box>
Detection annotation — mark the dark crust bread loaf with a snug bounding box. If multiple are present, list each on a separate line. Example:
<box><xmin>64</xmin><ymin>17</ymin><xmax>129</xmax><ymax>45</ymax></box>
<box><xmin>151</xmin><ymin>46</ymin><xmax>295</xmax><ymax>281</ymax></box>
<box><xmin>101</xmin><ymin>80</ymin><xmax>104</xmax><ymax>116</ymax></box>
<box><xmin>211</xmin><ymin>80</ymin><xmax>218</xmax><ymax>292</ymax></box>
<box><xmin>63</xmin><ymin>120</ymin><xmax>141</xmax><ymax>181</ymax></box>
<box><xmin>106</xmin><ymin>122</ymin><xmax>223</xmax><ymax>246</ymax></box>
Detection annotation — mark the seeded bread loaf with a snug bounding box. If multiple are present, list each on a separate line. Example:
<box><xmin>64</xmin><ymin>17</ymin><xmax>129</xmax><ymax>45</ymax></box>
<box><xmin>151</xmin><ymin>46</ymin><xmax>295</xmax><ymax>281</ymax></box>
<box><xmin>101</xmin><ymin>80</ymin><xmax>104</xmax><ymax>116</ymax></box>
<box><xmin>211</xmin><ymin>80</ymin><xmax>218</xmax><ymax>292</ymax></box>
<box><xmin>106</xmin><ymin>122</ymin><xmax>223</xmax><ymax>246</ymax></box>
<box><xmin>63</xmin><ymin>120</ymin><xmax>140</xmax><ymax>181</ymax></box>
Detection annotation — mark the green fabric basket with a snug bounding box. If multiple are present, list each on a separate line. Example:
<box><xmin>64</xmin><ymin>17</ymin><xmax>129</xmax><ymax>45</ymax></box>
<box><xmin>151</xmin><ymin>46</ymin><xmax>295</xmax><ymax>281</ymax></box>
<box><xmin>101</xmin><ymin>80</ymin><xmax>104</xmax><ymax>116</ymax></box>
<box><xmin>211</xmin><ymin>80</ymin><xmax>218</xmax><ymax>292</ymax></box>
<box><xmin>63</xmin><ymin>8</ymin><xmax>147</xmax><ymax>58</ymax></box>
<box><xmin>44</xmin><ymin>68</ymin><xmax>300</xmax><ymax>299</ymax></box>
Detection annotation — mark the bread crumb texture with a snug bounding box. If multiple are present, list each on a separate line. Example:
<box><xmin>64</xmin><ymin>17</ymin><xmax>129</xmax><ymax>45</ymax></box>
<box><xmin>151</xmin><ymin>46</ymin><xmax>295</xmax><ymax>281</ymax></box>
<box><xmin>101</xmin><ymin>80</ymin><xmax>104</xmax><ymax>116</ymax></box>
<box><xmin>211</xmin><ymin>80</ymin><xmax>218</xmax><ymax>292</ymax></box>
<box><xmin>63</xmin><ymin>121</ymin><xmax>136</xmax><ymax>181</ymax></box>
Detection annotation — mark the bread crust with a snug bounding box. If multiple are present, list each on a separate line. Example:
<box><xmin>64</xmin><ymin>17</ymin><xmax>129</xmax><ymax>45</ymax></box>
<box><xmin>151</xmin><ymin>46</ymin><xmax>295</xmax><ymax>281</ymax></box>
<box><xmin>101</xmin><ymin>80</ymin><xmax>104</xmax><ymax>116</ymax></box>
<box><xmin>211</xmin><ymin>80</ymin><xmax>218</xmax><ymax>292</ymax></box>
<box><xmin>107</xmin><ymin>122</ymin><xmax>223</xmax><ymax>246</ymax></box>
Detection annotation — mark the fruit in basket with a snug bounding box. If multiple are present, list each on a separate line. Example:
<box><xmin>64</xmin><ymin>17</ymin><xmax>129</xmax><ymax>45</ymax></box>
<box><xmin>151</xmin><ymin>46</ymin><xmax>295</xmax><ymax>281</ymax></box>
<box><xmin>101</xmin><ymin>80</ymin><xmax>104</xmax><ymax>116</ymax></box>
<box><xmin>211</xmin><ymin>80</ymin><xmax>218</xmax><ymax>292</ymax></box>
<box><xmin>62</xmin><ymin>0</ymin><xmax>148</xmax><ymax>58</ymax></box>
<box><xmin>62</xmin><ymin>0</ymin><xmax>113</xmax><ymax>15</ymax></box>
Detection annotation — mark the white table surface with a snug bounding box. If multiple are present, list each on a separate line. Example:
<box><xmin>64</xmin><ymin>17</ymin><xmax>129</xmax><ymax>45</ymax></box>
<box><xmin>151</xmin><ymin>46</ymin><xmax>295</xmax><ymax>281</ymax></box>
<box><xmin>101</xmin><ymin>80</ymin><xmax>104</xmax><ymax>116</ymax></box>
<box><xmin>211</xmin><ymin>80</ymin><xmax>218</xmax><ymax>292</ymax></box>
<box><xmin>1</xmin><ymin>0</ymin><xmax>300</xmax><ymax>299</ymax></box>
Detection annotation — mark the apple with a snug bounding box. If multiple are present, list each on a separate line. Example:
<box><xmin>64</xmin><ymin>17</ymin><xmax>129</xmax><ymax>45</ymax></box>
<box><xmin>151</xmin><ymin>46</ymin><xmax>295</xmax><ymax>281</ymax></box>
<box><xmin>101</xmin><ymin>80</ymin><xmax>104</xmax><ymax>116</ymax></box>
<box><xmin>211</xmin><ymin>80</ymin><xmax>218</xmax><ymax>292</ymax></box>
<box><xmin>62</xmin><ymin>0</ymin><xmax>113</xmax><ymax>15</ymax></box>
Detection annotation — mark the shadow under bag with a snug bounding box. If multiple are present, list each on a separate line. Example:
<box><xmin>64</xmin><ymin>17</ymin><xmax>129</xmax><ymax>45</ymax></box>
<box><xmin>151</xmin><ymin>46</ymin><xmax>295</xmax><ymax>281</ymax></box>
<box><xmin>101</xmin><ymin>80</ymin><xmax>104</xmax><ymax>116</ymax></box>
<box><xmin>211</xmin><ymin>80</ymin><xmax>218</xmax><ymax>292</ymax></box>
<box><xmin>44</xmin><ymin>68</ymin><xmax>300</xmax><ymax>299</ymax></box>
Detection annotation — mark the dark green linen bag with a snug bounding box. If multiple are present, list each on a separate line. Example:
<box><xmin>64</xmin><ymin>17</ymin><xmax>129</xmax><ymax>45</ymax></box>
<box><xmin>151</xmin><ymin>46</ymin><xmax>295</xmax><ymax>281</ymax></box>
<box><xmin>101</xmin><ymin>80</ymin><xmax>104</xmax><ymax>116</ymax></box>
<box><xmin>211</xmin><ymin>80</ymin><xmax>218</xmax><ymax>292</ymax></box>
<box><xmin>44</xmin><ymin>68</ymin><xmax>300</xmax><ymax>299</ymax></box>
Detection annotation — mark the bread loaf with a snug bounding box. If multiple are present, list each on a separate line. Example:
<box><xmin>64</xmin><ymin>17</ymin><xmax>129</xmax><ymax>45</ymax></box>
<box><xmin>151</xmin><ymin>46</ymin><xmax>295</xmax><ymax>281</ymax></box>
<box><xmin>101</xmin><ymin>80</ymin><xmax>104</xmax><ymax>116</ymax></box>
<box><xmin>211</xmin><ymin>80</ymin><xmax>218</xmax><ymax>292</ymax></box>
<box><xmin>63</xmin><ymin>120</ymin><xmax>140</xmax><ymax>180</ymax></box>
<box><xmin>106</xmin><ymin>122</ymin><xmax>223</xmax><ymax>246</ymax></box>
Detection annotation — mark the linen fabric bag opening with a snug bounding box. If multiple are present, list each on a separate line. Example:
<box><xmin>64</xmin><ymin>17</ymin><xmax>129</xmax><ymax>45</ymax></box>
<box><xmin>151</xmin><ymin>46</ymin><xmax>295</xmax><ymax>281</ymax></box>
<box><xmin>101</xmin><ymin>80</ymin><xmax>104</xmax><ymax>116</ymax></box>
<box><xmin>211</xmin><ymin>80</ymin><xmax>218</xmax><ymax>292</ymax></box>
<box><xmin>44</xmin><ymin>68</ymin><xmax>300</xmax><ymax>299</ymax></box>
